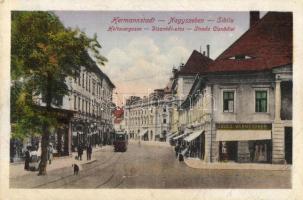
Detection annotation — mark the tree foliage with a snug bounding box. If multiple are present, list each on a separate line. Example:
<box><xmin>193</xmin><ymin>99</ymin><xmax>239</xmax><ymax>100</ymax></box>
<box><xmin>11</xmin><ymin>11</ymin><xmax>107</xmax><ymax>174</ymax></box>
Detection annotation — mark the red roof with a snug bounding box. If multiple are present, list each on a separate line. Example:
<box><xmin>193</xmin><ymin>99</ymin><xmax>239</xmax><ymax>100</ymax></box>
<box><xmin>178</xmin><ymin>50</ymin><xmax>214</xmax><ymax>75</ymax></box>
<box><xmin>207</xmin><ymin>12</ymin><xmax>292</xmax><ymax>73</ymax></box>
<box><xmin>113</xmin><ymin>108</ymin><xmax>124</xmax><ymax>118</ymax></box>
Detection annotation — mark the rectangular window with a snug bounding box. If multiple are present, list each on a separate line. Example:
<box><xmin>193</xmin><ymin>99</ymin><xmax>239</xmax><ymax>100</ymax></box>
<box><xmin>82</xmin><ymin>99</ymin><xmax>84</xmax><ymax>112</ymax></box>
<box><xmin>86</xmin><ymin>74</ymin><xmax>88</xmax><ymax>91</ymax></box>
<box><xmin>163</xmin><ymin>107</ymin><xmax>166</xmax><ymax>112</ymax></box>
<box><xmin>78</xmin><ymin>97</ymin><xmax>80</xmax><ymax>110</ymax></box>
<box><xmin>86</xmin><ymin>101</ymin><xmax>88</xmax><ymax>114</ymax></box>
<box><xmin>74</xmin><ymin>95</ymin><xmax>77</xmax><ymax>110</ymax></box>
<box><xmin>89</xmin><ymin>102</ymin><xmax>91</xmax><ymax>115</ymax></box>
<box><xmin>82</xmin><ymin>73</ymin><xmax>85</xmax><ymax>88</ymax></box>
<box><xmin>223</xmin><ymin>91</ymin><xmax>234</xmax><ymax>112</ymax></box>
<box><xmin>163</xmin><ymin>118</ymin><xmax>167</xmax><ymax>124</ymax></box>
<box><xmin>255</xmin><ymin>91</ymin><xmax>267</xmax><ymax>112</ymax></box>
<box><xmin>89</xmin><ymin>77</ymin><xmax>91</xmax><ymax>92</ymax></box>
<box><xmin>92</xmin><ymin>80</ymin><xmax>95</xmax><ymax>95</ymax></box>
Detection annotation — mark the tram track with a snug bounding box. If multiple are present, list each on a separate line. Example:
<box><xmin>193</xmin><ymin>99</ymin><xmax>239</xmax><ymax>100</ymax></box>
<box><xmin>94</xmin><ymin>151</ymin><xmax>133</xmax><ymax>188</ymax></box>
<box><xmin>33</xmin><ymin>150</ymin><xmax>119</xmax><ymax>188</ymax></box>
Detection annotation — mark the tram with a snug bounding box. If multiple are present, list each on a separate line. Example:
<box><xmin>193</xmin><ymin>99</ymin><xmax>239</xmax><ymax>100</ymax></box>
<box><xmin>113</xmin><ymin>132</ymin><xmax>128</xmax><ymax>152</ymax></box>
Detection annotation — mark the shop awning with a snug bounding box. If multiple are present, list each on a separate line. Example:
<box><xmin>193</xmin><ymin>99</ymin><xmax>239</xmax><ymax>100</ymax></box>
<box><xmin>167</xmin><ymin>132</ymin><xmax>177</xmax><ymax>138</ymax></box>
<box><xmin>139</xmin><ymin>129</ymin><xmax>148</xmax><ymax>137</ymax></box>
<box><xmin>184</xmin><ymin>130</ymin><xmax>203</xmax><ymax>142</ymax></box>
<box><xmin>181</xmin><ymin>147</ymin><xmax>189</xmax><ymax>156</ymax></box>
<box><xmin>173</xmin><ymin>132</ymin><xmax>189</xmax><ymax>140</ymax></box>
<box><xmin>216</xmin><ymin>130</ymin><xmax>271</xmax><ymax>141</ymax></box>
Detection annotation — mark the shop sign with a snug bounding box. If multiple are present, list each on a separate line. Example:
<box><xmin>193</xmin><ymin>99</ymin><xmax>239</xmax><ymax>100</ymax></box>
<box><xmin>216</xmin><ymin>123</ymin><xmax>272</xmax><ymax>130</ymax></box>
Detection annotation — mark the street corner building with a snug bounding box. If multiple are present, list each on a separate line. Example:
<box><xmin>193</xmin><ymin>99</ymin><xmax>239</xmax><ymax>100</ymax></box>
<box><xmin>170</xmin><ymin>11</ymin><xmax>292</xmax><ymax>165</ymax></box>
<box><xmin>10</xmin><ymin>56</ymin><xmax>116</xmax><ymax>161</ymax></box>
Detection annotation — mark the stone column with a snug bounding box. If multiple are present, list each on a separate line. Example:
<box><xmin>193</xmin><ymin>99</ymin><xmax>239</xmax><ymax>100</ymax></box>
<box><xmin>272</xmin><ymin>80</ymin><xmax>285</xmax><ymax>164</ymax></box>
<box><xmin>275</xmin><ymin>80</ymin><xmax>281</xmax><ymax>121</ymax></box>
<box><xmin>68</xmin><ymin>121</ymin><xmax>72</xmax><ymax>155</ymax></box>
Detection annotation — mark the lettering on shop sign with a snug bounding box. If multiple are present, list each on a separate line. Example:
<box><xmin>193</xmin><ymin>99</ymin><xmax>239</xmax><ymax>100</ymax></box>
<box><xmin>216</xmin><ymin>123</ymin><xmax>272</xmax><ymax>130</ymax></box>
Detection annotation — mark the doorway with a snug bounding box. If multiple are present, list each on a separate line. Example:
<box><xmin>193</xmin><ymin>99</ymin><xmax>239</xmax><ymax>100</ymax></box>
<box><xmin>284</xmin><ymin>127</ymin><xmax>292</xmax><ymax>164</ymax></box>
<box><xmin>220</xmin><ymin>141</ymin><xmax>238</xmax><ymax>161</ymax></box>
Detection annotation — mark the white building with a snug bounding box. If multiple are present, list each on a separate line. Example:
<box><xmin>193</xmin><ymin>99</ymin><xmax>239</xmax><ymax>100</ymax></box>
<box><xmin>124</xmin><ymin>90</ymin><xmax>173</xmax><ymax>141</ymax></box>
<box><xmin>34</xmin><ymin>58</ymin><xmax>115</xmax><ymax>155</ymax></box>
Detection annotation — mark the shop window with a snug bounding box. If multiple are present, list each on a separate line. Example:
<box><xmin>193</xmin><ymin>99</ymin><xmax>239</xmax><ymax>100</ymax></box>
<box><xmin>223</xmin><ymin>91</ymin><xmax>234</xmax><ymax>112</ymax></box>
<box><xmin>255</xmin><ymin>91</ymin><xmax>267</xmax><ymax>112</ymax></box>
<box><xmin>248</xmin><ymin>140</ymin><xmax>271</xmax><ymax>163</ymax></box>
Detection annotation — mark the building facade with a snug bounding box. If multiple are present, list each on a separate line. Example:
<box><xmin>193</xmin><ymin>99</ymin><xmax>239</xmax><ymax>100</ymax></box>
<box><xmin>124</xmin><ymin>90</ymin><xmax>173</xmax><ymax>141</ymax></box>
<box><xmin>10</xmin><ymin>58</ymin><xmax>115</xmax><ymax>161</ymax></box>
<box><xmin>69</xmin><ymin>63</ymin><xmax>115</xmax><ymax>149</ymax></box>
<box><xmin>174</xmin><ymin>11</ymin><xmax>292</xmax><ymax>164</ymax></box>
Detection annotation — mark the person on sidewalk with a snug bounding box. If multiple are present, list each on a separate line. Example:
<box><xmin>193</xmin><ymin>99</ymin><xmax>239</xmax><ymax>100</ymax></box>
<box><xmin>78</xmin><ymin>144</ymin><xmax>83</xmax><ymax>161</ymax></box>
<box><xmin>47</xmin><ymin>144</ymin><xmax>53</xmax><ymax>164</ymax></box>
<box><xmin>174</xmin><ymin>145</ymin><xmax>180</xmax><ymax>158</ymax></box>
<box><xmin>87</xmin><ymin>145</ymin><xmax>92</xmax><ymax>160</ymax></box>
<box><xmin>24</xmin><ymin>146</ymin><xmax>30</xmax><ymax>170</ymax></box>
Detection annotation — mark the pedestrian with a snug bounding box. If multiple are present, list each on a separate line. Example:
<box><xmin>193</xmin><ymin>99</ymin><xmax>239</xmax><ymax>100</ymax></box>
<box><xmin>78</xmin><ymin>144</ymin><xmax>83</xmax><ymax>161</ymax></box>
<box><xmin>87</xmin><ymin>145</ymin><xmax>92</xmax><ymax>160</ymax></box>
<box><xmin>174</xmin><ymin>145</ymin><xmax>180</xmax><ymax>158</ymax></box>
<box><xmin>24</xmin><ymin>146</ymin><xmax>30</xmax><ymax>170</ymax></box>
<box><xmin>47</xmin><ymin>144</ymin><xmax>53</xmax><ymax>164</ymax></box>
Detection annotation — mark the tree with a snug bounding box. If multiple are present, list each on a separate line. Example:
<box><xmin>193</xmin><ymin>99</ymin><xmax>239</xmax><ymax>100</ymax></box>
<box><xmin>11</xmin><ymin>11</ymin><xmax>107</xmax><ymax>175</ymax></box>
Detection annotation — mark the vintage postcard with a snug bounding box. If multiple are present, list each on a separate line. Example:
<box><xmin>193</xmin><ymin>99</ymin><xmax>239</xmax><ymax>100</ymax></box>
<box><xmin>1</xmin><ymin>1</ymin><xmax>303</xmax><ymax>200</ymax></box>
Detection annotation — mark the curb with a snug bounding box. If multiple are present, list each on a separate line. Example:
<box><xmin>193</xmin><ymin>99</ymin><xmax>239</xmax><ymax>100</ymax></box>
<box><xmin>82</xmin><ymin>159</ymin><xmax>97</xmax><ymax>165</ymax></box>
<box><xmin>184</xmin><ymin>159</ymin><xmax>292</xmax><ymax>171</ymax></box>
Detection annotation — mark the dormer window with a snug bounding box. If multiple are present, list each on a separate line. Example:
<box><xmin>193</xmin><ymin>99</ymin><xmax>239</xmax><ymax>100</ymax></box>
<box><xmin>228</xmin><ymin>55</ymin><xmax>253</xmax><ymax>60</ymax></box>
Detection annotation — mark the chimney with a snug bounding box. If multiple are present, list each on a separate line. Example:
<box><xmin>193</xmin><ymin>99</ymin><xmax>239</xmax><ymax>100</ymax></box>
<box><xmin>250</xmin><ymin>11</ymin><xmax>260</xmax><ymax>28</ymax></box>
<box><xmin>202</xmin><ymin>51</ymin><xmax>205</xmax><ymax>56</ymax></box>
<box><xmin>206</xmin><ymin>44</ymin><xmax>210</xmax><ymax>58</ymax></box>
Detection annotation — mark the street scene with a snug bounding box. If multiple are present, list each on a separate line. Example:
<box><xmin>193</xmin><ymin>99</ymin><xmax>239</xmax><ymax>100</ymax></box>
<box><xmin>10</xmin><ymin>10</ymin><xmax>292</xmax><ymax>189</ymax></box>
<box><xmin>10</xmin><ymin>141</ymin><xmax>290</xmax><ymax>188</ymax></box>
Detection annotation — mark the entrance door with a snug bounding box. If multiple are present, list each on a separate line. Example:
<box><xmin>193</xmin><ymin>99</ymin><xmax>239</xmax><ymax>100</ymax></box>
<box><xmin>220</xmin><ymin>141</ymin><xmax>238</xmax><ymax>161</ymax></box>
<box><xmin>227</xmin><ymin>141</ymin><xmax>238</xmax><ymax>161</ymax></box>
<box><xmin>284</xmin><ymin>127</ymin><xmax>292</xmax><ymax>164</ymax></box>
<box><xmin>200</xmin><ymin>133</ymin><xmax>205</xmax><ymax>159</ymax></box>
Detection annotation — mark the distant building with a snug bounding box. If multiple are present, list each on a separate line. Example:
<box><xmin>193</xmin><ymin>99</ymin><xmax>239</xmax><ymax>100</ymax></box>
<box><xmin>124</xmin><ymin>90</ymin><xmax>173</xmax><ymax>141</ymax></box>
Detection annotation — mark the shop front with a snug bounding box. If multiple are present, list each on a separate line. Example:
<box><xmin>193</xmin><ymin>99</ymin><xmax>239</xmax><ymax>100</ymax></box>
<box><xmin>183</xmin><ymin>130</ymin><xmax>205</xmax><ymax>159</ymax></box>
<box><xmin>216</xmin><ymin>123</ymin><xmax>272</xmax><ymax>163</ymax></box>
<box><xmin>138</xmin><ymin>129</ymin><xmax>148</xmax><ymax>141</ymax></box>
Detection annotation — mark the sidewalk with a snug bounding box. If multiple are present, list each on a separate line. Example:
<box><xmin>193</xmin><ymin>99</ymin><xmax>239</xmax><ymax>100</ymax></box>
<box><xmin>184</xmin><ymin>157</ymin><xmax>291</xmax><ymax>171</ymax></box>
<box><xmin>10</xmin><ymin>145</ymin><xmax>112</xmax><ymax>178</ymax></box>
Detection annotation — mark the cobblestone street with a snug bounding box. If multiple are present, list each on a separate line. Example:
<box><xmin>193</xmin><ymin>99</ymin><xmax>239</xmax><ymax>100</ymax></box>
<box><xmin>10</xmin><ymin>141</ymin><xmax>291</xmax><ymax>189</ymax></box>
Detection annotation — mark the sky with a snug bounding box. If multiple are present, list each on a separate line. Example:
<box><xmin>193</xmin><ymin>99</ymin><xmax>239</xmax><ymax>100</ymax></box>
<box><xmin>54</xmin><ymin>11</ymin><xmax>266</xmax><ymax>106</ymax></box>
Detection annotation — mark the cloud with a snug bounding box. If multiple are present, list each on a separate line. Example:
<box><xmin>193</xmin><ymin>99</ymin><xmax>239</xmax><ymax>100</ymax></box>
<box><xmin>103</xmin><ymin>36</ymin><xmax>191</xmax><ymax>104</ymax></box>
